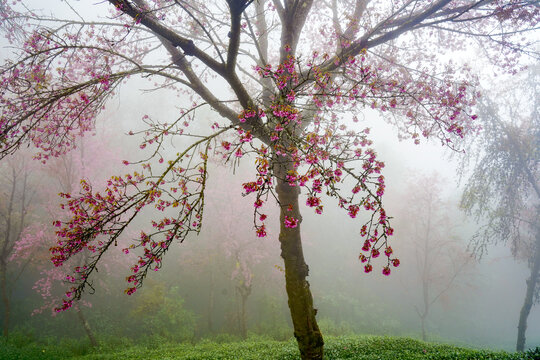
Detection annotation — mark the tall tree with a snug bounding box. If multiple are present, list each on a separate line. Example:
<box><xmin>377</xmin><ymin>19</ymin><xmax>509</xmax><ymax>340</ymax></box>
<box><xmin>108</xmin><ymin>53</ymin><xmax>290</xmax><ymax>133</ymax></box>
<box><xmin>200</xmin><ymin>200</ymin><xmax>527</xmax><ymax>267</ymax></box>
<box><xmin>1</xmin><ymin>1</ymin><xmax>538</xmax><ymax>358</ymax></box>
<box><xmin>0</xmin><ymin>154</ymin><xmax>34</xmax><ymax>339</ymax></box>
<box><xmin>396</xmin><ymin>173</ymin><xmax>474</xmax><ymax>341</ymax></box>
<box><xmin>186</xmin><ymin>162</ymin><xmax>280</xmax><ymax>339</ymax></box>
<box><xmin>12</xmin><ymin>131</ymin><xmax>125</xmax><ymax>346</ymax></box>
<box><xmin>461</xmin><ymin>67</ymin><xmax>539</xmax><ymax>352</ymax></box>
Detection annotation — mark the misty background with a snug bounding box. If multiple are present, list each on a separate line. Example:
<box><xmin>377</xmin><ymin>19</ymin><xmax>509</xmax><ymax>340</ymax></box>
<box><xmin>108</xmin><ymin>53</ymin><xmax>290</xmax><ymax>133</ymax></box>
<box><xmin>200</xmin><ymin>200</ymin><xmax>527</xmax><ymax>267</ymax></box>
<box><xmin>1</xmin><ymin>77</ymin><xmax>538</xmax><ymax>352</ymax></box>
<box><xmin>0</xmin><ymin>0</ymin><xmax>538</xmax><ymax>354</ymax></box>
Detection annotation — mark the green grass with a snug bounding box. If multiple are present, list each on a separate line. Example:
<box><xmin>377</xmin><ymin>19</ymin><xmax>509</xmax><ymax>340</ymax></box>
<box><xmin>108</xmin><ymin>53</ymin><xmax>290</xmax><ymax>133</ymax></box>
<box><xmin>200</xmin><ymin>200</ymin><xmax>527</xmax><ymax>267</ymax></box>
<box><xmin>1</xmin><ymin>335</ymin><xmax>537</xmax><ymax>360</ymax></box>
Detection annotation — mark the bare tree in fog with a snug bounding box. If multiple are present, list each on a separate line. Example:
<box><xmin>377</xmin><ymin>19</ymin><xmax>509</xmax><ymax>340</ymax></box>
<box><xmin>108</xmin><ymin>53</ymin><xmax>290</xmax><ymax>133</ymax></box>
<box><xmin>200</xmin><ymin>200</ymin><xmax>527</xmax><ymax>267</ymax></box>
<box><xmin>41</xmin><ymin>146</ymin><xmax>100</xmax><ymax>347</ymax></box>
<box><xmin>0</xmin><ymin>155</ymin><xmax>33</xmax><ymax>339</ymax></box>
<box><xmin>461</xmin><ymin>67</ymin><xmax>539</xmax><ymax>352</ymax></box>
<box><xmin>397</xmin><ymin>173</ymin><xmax>474</xmax><ymax>341</ymax></box>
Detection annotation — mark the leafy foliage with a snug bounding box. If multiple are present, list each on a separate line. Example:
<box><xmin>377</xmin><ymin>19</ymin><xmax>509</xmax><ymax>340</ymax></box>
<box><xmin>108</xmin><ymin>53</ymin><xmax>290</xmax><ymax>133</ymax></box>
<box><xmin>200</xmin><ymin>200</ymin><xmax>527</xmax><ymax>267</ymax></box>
<box><xmin>525</xmin><ymin>347</ymin><xmax>540</xmax><ymax>360</ymax></box>
<box><xmin>461</xmin><ymin>67</ymin><xmax>539</xmax><ymax>258</ymax></box>
<box><xmin>128</xmin><ymin>284</ymin><xmax>197</xmax><ymax>342</ymax></box>
<box><xmin>0</xmin><ymin>335</ymin><xmax>535</xmax><ymax>360</ymax></box>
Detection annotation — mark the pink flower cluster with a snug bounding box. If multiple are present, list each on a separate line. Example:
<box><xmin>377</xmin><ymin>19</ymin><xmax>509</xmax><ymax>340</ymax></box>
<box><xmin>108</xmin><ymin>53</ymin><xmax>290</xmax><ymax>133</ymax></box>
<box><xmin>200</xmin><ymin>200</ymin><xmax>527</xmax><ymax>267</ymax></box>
<box><xmin>50</xmin><ymin>138</ymin><xmax>212</xmax><ymax>310</ymax></box>
<box><xmin>233</xmin><ymin>54</ymin><xmax>401</xmax><ymax>275</ymax></box>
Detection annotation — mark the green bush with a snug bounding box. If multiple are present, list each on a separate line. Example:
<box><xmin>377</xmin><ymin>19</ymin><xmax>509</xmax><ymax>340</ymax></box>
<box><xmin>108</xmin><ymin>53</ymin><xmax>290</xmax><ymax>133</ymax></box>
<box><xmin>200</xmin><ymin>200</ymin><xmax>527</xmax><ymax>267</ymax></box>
<box><xmin>57</xmin><ymin>337</ymin><xmax>93</xmax><ymax>357</ymax></box>
<box><xmin>318</xmin><ymin>317</ymin><xmax>354</xmax><ymax>336</ymax></box>
<box><xmin>524</xmin><ymin>346</ymin><xmax>540</xmax><ymax>360</ymax></box>
<box><xmin>129</xmin><ymin>284</ymin><xmax>197</xmax><ymax>343</ymax></box>
<box><xmin>1</xmin><ymin>333</ymin><xmax>533</xmax><ymax>359</ymax></box>
<box><xmin>0</xmin><ymin>341</ymin><xmax>71</xmax><ymax>360</ymax></box>
<box><xmin>4</xmin><ymin>331</ymin><xmax>34</xmax><ymax>348</ymax></box>
<box><xmin>95</xmin><ymin>335</ymin><xmax>133</xmax><ymax>352</ymax></box>
<box><xmin>212</xmin><ymin>332</ymin><xmax>241</xmax><ymax>344</ymax></box>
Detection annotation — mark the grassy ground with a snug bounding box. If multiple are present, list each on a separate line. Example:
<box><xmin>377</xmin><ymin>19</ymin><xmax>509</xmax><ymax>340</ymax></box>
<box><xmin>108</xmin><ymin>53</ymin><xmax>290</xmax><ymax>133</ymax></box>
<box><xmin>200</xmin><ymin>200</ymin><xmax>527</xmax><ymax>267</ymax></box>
<box><xmin>1</xmin><ymin>335</ymin><xmax>537</xmax><ymax>360</ymax></box>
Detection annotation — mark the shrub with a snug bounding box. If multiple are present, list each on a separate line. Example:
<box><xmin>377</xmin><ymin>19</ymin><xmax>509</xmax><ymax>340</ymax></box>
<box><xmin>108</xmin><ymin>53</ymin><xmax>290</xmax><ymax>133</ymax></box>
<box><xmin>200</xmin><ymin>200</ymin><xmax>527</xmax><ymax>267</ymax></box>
<box><xmin>524</xmin><ymin>346</ymin><xmax>540</xmax><ymax>360</ymax></box>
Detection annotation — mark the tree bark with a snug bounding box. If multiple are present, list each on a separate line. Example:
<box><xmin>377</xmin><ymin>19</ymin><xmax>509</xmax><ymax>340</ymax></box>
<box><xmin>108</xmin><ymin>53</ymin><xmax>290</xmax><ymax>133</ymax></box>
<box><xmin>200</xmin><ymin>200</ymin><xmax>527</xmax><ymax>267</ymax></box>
<box><xmin>75</xmin><ymin>304</ymin><xmax>99</xmax><ymax>347</ymax></box>
<box><xmin>516</xmin><ymin>230</ymin><xmax>540</xmax><ymax>352</ymax></box>
<box><xmin>276</xmin><ymin>175</ymin><xmax>323</xmax><ymax>360</ymax></box>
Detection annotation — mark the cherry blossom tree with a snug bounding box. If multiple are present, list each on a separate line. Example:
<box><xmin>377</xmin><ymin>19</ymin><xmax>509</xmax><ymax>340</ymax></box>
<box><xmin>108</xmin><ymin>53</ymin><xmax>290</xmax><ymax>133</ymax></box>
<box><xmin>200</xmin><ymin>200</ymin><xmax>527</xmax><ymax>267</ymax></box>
<box><xmin>25</xmin><ymin>226</ymin><xmax>100</xmax><ymax>347</ymax></box>
<box><xmin>1</xmin><ymin>1</ymin><xmax>538</xmax><ymax>358</ymax></box>
<box><xmin>11</xmin><ymin>132</ymin><xmax>126</xmax><ymax>347</ymax></box>
<box><xmin>25</xmin><ymin>152</ymin><xmax>100</xmax><ymax>346</ymax></box>
<box><xmin>461</xmin><ymin>66</ymin><xmax>539</xmax><ymax>352</ymax></box>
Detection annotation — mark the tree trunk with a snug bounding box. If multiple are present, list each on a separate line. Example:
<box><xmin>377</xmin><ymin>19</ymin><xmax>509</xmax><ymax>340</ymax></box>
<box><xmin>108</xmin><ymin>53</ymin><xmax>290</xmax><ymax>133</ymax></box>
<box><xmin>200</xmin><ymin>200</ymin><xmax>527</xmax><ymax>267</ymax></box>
<box><xmin>75</xmin><ymin>304</ymin><xmax>98</xmax><ymax>347</ymax></box>
<box><xmin>421</xmin><ymin>278</ymin><xmax>429</xmax><ymax>342</ymax></box>
<box><xmin>1</xmin><ymin>262</ymin><xmax>9</xmax><ymax>339</ymax></box>
<box><xmin>240</xmin><ymin>292</ymin><xmax>247</xmax><ymax>340</ymax></box>
<box><xmin>276</xmin><ymin>177</ymin><xmax>324</xmax><ymax>360</ymax></box>
<box><xmin>237</xmin><ymin>285</ymin><xmax>250</xmax><ymax>340</ymax></box>
<box><xmin>420</xmin><ymin>206</ymin><xmax>431</xmax><ymax>342</ymax></box>
<box><xmin>208</xmin><ymin>271</ymin><xmax>215</xmax><ymax>334</ymax></box>
<box><xmin>516</xmin><ymin>231</ymin><xmax>540</xmax><ymax>352</ymax></box>
<box><xmin>420</xmin><ymin>316</ymin><xmax>426</xmax><ymax>342</ymax></box>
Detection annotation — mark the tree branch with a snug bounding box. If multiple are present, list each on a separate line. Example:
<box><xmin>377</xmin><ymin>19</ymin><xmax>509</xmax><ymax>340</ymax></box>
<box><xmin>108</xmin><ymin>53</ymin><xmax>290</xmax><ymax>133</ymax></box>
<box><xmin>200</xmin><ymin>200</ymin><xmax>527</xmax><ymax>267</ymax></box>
<box><xmin>173</xmin><ymin>0</ymin><xmax>226</xmax><ymax>65</ymax></box>
<box><xmin>108</xmin><ymin>0</ymin><xmax>227</xmax><ymax>76</ymax></box>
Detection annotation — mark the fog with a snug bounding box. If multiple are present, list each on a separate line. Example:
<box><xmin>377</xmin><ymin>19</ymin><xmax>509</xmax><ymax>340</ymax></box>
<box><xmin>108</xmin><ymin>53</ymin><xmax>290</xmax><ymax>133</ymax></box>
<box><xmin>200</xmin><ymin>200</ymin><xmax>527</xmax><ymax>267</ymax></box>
<box><xmin>0</xmin><ymin>0</ymin><xmax>539</xmax><ymax>357</ymax></box>
<box><xmin>1</xmin><ymin>77</ymin><xmax>537</xmax><ymax>351</ymax></box>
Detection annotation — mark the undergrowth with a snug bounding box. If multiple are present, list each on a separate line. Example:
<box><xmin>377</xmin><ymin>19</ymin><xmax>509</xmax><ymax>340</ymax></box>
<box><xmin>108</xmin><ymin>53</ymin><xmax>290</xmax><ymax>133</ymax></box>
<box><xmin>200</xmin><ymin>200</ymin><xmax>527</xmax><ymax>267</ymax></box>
<box><xmin>1</xmin><ymin>335</ymin><xmax>538</xmax><ymax>360</ymax></box>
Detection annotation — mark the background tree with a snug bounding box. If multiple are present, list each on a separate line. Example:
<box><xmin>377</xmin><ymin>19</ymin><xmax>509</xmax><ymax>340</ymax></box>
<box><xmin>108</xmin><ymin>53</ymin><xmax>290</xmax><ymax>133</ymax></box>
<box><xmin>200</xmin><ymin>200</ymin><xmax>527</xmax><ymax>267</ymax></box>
<box><xmin>159</xmin><ymin>160</ymin><xmax>283</xmax><ymax>339</ymax></box>
<box><xmin>0</xmin><ymin>154</ymin><xmax>35</xmax><ymax>339</ymax></box>
<box><xmin>394</xmin><ymin>173</ymin><xmax>475</xmax><ymax>341</ymax></box>
<box><xmin>128</xmin><ymin>281</ymin><xmax>197</xmax><ymax>342</ymax></box>
<box><xmin>13</xmin><ymin>130</ymin><xmax>127</xmax><ymax>347</ymax></box>
<box><xmin>207</xmin><ymin>164</ymin><xmax>280</xmax><ymax>339</ymax></box>
<box><xmin>1</xmin><ymin>1</ymin><xmax>538</xmax><ymax>358</ymax></box>
<box><xmin>461</xmin><ymin>66</ymin><xmax>540</xmax><ymax>352</ymax></box>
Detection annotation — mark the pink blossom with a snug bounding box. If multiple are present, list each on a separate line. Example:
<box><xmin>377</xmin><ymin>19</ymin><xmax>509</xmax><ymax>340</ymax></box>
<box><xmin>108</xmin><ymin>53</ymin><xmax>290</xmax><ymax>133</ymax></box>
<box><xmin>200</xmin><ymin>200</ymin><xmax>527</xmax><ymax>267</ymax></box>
<box><xmin>306</xmin><ymin>196</ymin><xmax>321</xmax><ymax>207</ymax></box>
<box><xmin>284</xmin><ymin>216</ymin><xmax>298</xmax><ymax>228</ymax></box>
<box><xmin>256</xmin><ymin>225</ymin><xmax>267</xmax><ymax>238</ymax></box>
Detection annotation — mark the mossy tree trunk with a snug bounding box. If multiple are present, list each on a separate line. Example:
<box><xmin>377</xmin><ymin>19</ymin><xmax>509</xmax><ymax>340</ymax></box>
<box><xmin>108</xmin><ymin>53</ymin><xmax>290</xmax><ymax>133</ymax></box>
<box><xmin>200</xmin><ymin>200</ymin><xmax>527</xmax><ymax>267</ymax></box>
<box><xmin>275</xmin><ymin>165</ymin><xmax>323</xmax><ymax>360</ymax></box>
